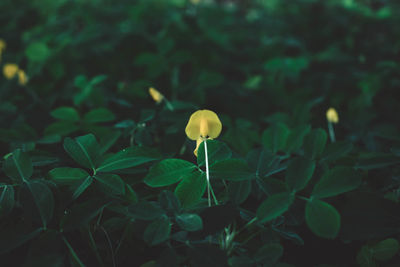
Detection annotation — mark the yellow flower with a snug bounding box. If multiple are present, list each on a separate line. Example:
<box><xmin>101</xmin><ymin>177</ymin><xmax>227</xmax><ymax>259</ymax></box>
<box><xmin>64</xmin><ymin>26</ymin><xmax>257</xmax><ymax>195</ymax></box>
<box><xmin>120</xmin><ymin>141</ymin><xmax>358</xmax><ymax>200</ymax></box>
<box><xmin>185</xmin><ymin>109</ymin><xmax>222</xmax><ymax>156</ymax></box>
<box><xmin>0</xmin><ymin>39</ymin><xmax>6</xmax><ymax>53</ymax></box>
<box><xmin>149</xmin><ymin>87</ymin><xmax>164</xmax><ymax>103</ymax></box>
<box><xmin>3</xmin><ymin>64</ymin><xmax>19</xmax><ymax>79</ymax></box>
<box><xmin>17</xmin><ymin>70</ymin><xmax>28</xmax><ymax>85</ymax></box>
<box><xmin>190</xmin><ymin>0</ymin><xmax>201</xmax><ymax>4</ymax></box>
<box><xmin>326</xmin><ymin>107</ymin><xmax>339</xmax><ymax>123</ymax></box>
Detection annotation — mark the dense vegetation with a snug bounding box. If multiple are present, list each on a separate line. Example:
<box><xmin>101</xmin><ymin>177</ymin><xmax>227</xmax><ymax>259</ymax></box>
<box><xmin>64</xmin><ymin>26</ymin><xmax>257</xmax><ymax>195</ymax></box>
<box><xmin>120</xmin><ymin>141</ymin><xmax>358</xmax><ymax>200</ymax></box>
<box><xmin>1</xmin><ymin>0</ymin><xmax>400</xmax><ymax>266</ymax></box>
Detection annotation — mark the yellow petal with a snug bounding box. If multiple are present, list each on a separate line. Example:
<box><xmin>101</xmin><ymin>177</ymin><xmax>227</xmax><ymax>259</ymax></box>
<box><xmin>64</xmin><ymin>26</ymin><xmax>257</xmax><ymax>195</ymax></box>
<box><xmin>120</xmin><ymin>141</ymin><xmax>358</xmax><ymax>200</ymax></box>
<box><xmin>17</xmin><ymin>70</ymin><xmax>28</xmax><ymax>85</ymax></box>
<box><xmin>149</xmin><ymin>87</ymin><xmax>163</xmax><ymax>103</ymax></box>
<box><xmin>326</xmin><ymin>108</ymin><xmax>339</xmax><ymax>123</ymax></box>
<box><xmin>194</xmin><ymin>138</ymin><xmax>203</xmax><ymax>157</ymax></box>
<box><xmin>185</xmin><ymin>109</ymin><xmax>222</xmax><ymax>140</ymax></box>
<box><xmin>3</xmin><ymin>64</ymin><xmax>19</xmax><ymax>79</ymax></box>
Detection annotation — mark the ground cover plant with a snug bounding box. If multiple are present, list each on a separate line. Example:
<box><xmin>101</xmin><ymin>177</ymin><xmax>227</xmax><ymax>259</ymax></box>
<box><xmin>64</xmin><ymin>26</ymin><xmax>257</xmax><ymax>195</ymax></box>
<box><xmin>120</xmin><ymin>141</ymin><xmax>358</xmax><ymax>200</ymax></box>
<box><xmin>1</xmin><ymin>0</ymin><xmax>400</xmax><ymax>266</ymax></box>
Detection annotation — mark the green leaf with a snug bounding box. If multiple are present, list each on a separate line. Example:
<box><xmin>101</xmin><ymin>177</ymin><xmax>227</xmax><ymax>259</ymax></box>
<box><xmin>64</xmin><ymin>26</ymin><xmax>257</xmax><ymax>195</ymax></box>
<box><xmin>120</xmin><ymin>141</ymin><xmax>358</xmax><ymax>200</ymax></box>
<box><xmin>3</xmin><ymin>149</ymin><xmax>33</xmax><ymax>182</ymax></box>
<box><xmin>50</xmin><ymin>107</ymin><xmax>80</xmax><ymax>122</ymax></box>
<box><xmin>305</xmin><ymin>199</ymin><xmax>340</xmax><ymax>239</ymax></box>
<box><xmin>257</xmin><ymin>177</ymin><xmax>288</xmax><ymax>196</ymax></box>
<box><xmin>257</xmin><ymin>192</ymin><xmax>294</xmax><ymax>223</ymax></box>
<box><xmin>355</xmin><ymin>153</ymin><xmax>400</xmax><ymax>170</ymax></box>
<box><xmin>159</xmin><ymin>190</ymin><xmax>181</xmax><ymax>215</ymax></box>
<box><xmin>21</xmin><ymin>180</ymin><xmax>54</xmax><ymax>229</ymax></box>
<box><xmin>96</xmin><ymin>146</ymin><xmax>161</xmax><ymax>172</ymax></box>
<box><xmin>247</xmin><ymin>148</ymin><xmax>284</xmax><ymax>177</ymax></box>
<box><xmin>94</xmin><ymin>173</ymin><xmax>125</xmax><ymax>195</ymax></box>
<box><xmin>25</xmin><ymin>42</ymin><xmax>50</xmax><ymax>62</ymax></box>
<box><xmin>99</xmin><ymin>130</ymin><xmax>121</xmax><ymax>154</ymax></box>
<box><xmin>128</xmin><ymin>201</ymin><xmax>165</xmax><ymax>220</ymax></box>
<box><xmin>197</xmin><ymin>140</ymin><xmax>232</xmax><ymax>167</ymax></box>
<box><xmin>254</xmin><ymin>243</ymin><xmax>283</xmax><ymax>264</ymax></box>
<box><xmin>144</xmin><ymin>159</ymin><xmax>196</xmax><ymax>187</ymax></box>
<box><xmin>320</xmin><ymin>141</ymin><xmax>354</xmax><ymax>162</ymax></box>
<box><xmin>312</xmin><ymin>166</ymin><xmax>362</xmax><ymax>198</ymax></box>
<box><xmin>83</xmin><ymin>108</ymin><xmax>115</xmax><ymax>123</ymax></box>
<box><xmin>0</xmin><ymin>185</ymin><xmax>15</xmax><ymax>216</ymax></box>
<box><xmin>174</xmin><ymin>172</ymin><xmax>207</xmax><ymax>208</ymax></box>
<box><xmin>210</xmin><ymin>159</ymin><xmax>255</xmax><ymax>181</ymax></box>
<box><xmin>285</xmin><ymin>156</ymin><xmax>315</xmax><ymax>192</ymax></box>
<box><xmin>72</xmin><ymin>176</ymin><xmax>93</xmax><ymax>200</ymax></box>
<box><xmin>124</xmin><ymin>184</ymin><xmax>138</xmax><ymax>204</ymax></box>
<box><xmin>228</xmin><ymin>180</ymin><xmax>252</xmax><ymax>204</ymax></box>
<box><xmin>48</xmin><ymin>167</ymin><xmax>89</xmax><ymax>185</ymax></box>
<box><xmin>63</xmin><ymin>134</ymin><xmax>101</xmax><ymax>170</ymax></box>
<box><xmin>244</xmin><ymin>75</ymin><xmax>262</xmax><ymax>90</ymax></box>
<box><xmin>303</xmin><ymin>128</ymin><xmax>327</xmax><ymax>159</ymax></box>
<box><xmin>262</xmin><ymin>123</ymin><xmax>290</xmax><ymax>153</ymax></box>
<box><xmin>285</xmin><ymin>124</ymin><xmax>311</xmax><ymax>153</ymax></box>
<box><xmin>371</xmin><ymin>238</ymin><xmax>399</xmax><ymax>261</ymax></box>
<box><xmin>143</xmin><ymin>217</ymin><xmax>171</xmax><ymax>246</ymax></box>
<box><xmin>89</xmin><ymin>75</ymin><xmax>107</xmax><ymax>86</ymax></box>
<box><xmin>176</xmin><ymin>213</ymin><xmax>203</xmax><ymax>231</ymax></box>
<box><xmin>44</xmin><ymin>121</ymin><xmax>80</xmax><ymax>136</ymax></box>
<box><xmin>61</xmin><ymin>199</ymin><xmax>108</xmax><ymax>232</ymax></box>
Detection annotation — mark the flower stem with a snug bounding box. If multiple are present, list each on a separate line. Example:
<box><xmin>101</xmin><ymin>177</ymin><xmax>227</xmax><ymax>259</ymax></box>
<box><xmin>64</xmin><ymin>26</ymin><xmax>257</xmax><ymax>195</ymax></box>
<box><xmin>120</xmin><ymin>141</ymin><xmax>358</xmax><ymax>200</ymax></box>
<box><xmin>204</xmin><ymin>139</ymin><xmax>211</xmax><ymax>207</ymax></box>
<box><xmin>328</xmin><ymin>121</ymin><xmax>336</xmax><ymax>142</ymax></box>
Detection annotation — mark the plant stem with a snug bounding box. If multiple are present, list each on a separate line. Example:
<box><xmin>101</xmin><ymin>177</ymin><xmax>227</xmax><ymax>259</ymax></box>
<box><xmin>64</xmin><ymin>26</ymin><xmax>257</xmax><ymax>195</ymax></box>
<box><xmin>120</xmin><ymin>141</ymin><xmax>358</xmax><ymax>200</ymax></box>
<box><xmin>100</xmin><ymin>226</ymin><xmax>116</xmax><ymax>267</ymax></box>
<box><xmin>328</xmin><ymin>121</ymin><xmax>336</xmax><ymax>142</ymax></box>
<box><xmin>164</xmin><ymin>98</ymin><xmax>174</xmax><ymax>111</ymax></box>
<box><xmin>62</xmin><ymin>236</ymin><xmax>86</xmax><ymax>267</ymax></box>
<box><xmin>204</xmin><ymin>139</ymin><xmax>211</xmax><ymax>207</ymax></box>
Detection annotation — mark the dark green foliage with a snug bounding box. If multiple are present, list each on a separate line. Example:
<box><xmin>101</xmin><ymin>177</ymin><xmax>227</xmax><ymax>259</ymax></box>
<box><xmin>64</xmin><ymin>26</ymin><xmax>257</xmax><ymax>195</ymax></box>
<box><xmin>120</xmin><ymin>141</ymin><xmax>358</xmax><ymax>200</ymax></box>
<box><xmin>1</xmin><ymin>0</ymin><xmax>400</xmax><ymax>265</ymax></box>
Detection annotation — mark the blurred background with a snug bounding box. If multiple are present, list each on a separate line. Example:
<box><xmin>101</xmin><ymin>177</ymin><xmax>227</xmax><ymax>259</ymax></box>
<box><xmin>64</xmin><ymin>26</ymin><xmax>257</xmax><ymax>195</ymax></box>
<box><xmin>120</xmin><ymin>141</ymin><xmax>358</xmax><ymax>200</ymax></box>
<box><xmin>2</xmin><ymin>1</ymin><xmax>400</xmax><ymax>266</ymax></box>
<box><xmin>1</xmin><ymin>0</ymin><xmax>400</xmax><ymax>154</ymax></box>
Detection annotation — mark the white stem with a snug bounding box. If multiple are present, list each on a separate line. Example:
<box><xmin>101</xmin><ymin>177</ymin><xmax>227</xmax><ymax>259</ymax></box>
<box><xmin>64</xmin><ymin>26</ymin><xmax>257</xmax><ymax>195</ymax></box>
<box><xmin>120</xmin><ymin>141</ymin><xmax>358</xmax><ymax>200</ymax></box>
<box><xmin>204</xmin><ymin>139</ymin><xmax>211</xmax><ymax>207</ymax></box>
<box><xmin>328</xmin><ymin>122</ymin><xmax>336</xmax><ymax>143</ymax></box>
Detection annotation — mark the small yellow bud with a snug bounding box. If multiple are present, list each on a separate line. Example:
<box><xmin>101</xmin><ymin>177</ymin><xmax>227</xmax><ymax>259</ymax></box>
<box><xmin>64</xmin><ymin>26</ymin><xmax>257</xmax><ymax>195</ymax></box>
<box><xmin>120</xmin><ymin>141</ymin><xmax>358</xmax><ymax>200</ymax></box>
<box><xmin>326</xmin><ymin>108</ymin><xmax>339</xmax><ymax>123</ymax></box>
<box><xmin>17</xmin><ymin>70</ymin><xmax>28</xmax><ymax>85</ymax></box>
<box><xmin>190</xmin><ymin>0</ymin><xmax>201</xmax><ymax>4</ymax></box>
<box><xmin>148</xmin><ymin>87</ymin><xmax>164</xmax><ymax>103</ymax></box>
<box><xmin>0</xmin><ymin>39</ymin><xmax>6</xmax><ymax>53</ymax></box>
<box><xmin>3</xmin><ymin>64</ymin><xmax>19</xmax><ymax>79</ymax></box>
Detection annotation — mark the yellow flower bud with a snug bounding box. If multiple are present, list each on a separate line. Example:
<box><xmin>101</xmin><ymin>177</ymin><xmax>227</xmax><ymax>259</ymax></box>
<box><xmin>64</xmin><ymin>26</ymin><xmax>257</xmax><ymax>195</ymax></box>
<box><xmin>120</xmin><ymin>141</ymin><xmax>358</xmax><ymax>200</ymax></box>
<box><xmin>17</xmin><ymin>70</ymin><xmax>28</xmax><ymax>85</ymax></box>
<box><xmin>3</xmin><ymin>63</ymin><xmax>19</xmax><ymax>79</ymax></box>
<box><xmin>326</xmin><ymin>108</ymin><xmax>339</xmax><ymax>124</ymax></box>
<box><xmin>190</xmin><ymin>0</ymin><xmax>201</xmax><ymax>4</ymax></box>
<box><xmin>148</xmin><ymin>87</ymin><xmax>164</xmax><ymax>103</ymax></box>
<box><xmin>0</xmin><ymin>39</ymin><xmax>6</xmax><ymax>53</ymax></box>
